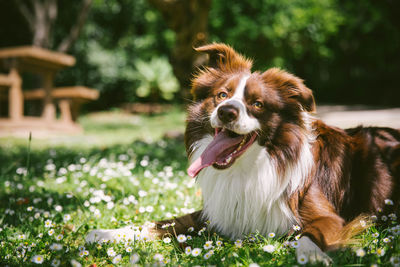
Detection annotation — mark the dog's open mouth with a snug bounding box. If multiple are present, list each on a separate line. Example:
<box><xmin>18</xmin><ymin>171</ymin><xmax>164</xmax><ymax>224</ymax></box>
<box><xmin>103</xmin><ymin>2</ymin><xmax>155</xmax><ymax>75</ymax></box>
<box><xmin>187</xmin><ymin>128</ymin><xmax>257</xmax><ymax>177</ymax></box>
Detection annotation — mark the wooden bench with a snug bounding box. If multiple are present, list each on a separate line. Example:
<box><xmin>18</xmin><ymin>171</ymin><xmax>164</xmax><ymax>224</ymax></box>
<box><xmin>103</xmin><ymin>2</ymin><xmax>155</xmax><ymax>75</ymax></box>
<box><xmin>24</xmin><ymin>86</ymin><xmax>99</xmax><ymax>123</ymax></box>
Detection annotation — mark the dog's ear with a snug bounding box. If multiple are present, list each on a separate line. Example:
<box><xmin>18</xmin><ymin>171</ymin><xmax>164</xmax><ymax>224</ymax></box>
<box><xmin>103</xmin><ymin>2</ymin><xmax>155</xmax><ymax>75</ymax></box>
<box><xmin>262</xmin><ymin>68</ymin><xmax>316</xmax><ymax>113</ymax></box>
<box><xmin>194</xmin><ymin>43</ymin><xmax>252</xmax><ymax>72</ymax></box>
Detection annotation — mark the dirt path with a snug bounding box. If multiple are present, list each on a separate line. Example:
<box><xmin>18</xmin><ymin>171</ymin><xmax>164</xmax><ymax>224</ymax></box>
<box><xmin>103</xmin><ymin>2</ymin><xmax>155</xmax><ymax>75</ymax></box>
<box><xmin>316</xmin><ymin>105</ymin><xmax>400</xmax><ymax>129</ymax></box>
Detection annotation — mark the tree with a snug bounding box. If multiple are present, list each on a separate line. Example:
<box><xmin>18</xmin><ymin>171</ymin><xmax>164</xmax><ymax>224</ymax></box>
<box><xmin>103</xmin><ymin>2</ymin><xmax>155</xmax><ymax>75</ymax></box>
<box><xmin>15</xmin><ymin>0</ymin><xmax>92</xmax><ymax>52</ymax></box>
<box><xmin>147</xmin><ymin>0</ymin><xmax>212</xmax><ymax>100</ymax></box>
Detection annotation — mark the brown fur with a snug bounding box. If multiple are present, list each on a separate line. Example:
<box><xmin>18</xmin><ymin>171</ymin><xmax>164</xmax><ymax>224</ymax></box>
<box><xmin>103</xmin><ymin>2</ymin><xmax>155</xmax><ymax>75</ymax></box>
<box><xmin>154</xmin><ymin>43</ymin><xmax>400</xmax><ymax>251</ymax></box>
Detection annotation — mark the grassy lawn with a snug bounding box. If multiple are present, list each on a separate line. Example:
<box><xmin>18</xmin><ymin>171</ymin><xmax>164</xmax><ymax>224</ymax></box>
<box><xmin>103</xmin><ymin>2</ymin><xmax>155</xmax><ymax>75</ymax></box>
<box><xmin>1</xmin><ymin>107</ymin><xmax>399</xmax><ymax>266</ymax></box>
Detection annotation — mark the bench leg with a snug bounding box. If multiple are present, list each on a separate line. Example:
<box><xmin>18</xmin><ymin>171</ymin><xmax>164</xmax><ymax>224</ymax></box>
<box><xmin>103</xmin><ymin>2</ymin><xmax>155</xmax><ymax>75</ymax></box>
<box><xmin>42</xmin><ymin>72</ymin><xmax>56</xmax><ymax>122</ymax></box>
<box><xmin>58</xmin><ymin>99</ymin><xmax>73</xmax><ymax>124</ymax></box>
<box><xmin>8</xmin><ymin>67</ymin><xmax>23</xmax><ymax>121</ymax></box>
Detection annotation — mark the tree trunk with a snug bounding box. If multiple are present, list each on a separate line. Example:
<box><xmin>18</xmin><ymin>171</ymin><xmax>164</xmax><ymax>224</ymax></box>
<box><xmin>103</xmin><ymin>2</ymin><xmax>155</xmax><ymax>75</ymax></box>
<box><xmin>15</xmin><ymin>0</ymin><xmax>91</xmax><ymax>52</ymax></box>
<box><xmin>147</xmin><ymin>0</ymin><xmax>212</xmax><ymax>102</ymax></box>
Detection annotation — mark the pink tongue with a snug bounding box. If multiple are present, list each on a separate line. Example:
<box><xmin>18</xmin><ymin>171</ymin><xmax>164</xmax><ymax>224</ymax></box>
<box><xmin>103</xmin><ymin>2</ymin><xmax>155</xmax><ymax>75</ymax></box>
<box><xmin>187</xmin><ymin>130</ymin><xmax>243</xmax><ymax>177</ymax></box>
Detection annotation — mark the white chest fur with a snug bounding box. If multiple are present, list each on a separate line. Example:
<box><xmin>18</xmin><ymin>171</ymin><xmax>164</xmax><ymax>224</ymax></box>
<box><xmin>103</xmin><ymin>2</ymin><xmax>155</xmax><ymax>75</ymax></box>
<box><xmin>190</xmin><ymin>135</ymin><xmax>313</xmax><ymax>239</ymax></box>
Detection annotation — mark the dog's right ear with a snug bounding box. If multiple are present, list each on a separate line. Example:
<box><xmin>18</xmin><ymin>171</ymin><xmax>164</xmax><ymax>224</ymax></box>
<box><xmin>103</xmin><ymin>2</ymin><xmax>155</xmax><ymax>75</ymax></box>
<box><xmin>194</xmin><ymin>43</ymin><xmax>252</xmax><ymax>72</ymax></box>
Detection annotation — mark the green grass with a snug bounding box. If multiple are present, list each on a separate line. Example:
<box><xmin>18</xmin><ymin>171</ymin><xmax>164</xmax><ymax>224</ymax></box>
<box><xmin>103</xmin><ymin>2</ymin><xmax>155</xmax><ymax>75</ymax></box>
<box><xmin>1</xmin><ymin>108</ymin><xmax>400</xmax><ymax>266</ymax></box>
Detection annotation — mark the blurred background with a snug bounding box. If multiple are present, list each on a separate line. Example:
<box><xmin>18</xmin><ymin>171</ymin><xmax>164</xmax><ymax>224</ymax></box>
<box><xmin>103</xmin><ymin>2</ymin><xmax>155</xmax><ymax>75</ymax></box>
<box><xmin>1</xmin><ymin>0</ymin><xmax>399</xmax><ymax>111</ymax></box>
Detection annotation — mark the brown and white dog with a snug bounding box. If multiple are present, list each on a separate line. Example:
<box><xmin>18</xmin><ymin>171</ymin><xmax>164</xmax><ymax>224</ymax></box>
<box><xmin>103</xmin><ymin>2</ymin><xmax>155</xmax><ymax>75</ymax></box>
<box><xmin>87</xmin><ymin>43</ymin><xmax>400</xmax><ymax>263</ymax></box>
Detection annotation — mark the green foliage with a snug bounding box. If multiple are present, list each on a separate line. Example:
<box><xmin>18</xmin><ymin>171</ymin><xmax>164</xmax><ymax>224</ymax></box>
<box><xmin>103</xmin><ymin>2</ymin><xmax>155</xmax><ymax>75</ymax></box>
<box><xmin>133</xmin><ymin>57</ymin><xmax>179</xmax><ymax>101</ymax></box>
<box><xmin>1</xmin><ymin>0</ymin><xmax>399</xmax><ymax>108</ymax></box>
<box><xmin>210</xmin><ymin>0</ymin><xmax>344</xmax><ymax>68</ymax></box>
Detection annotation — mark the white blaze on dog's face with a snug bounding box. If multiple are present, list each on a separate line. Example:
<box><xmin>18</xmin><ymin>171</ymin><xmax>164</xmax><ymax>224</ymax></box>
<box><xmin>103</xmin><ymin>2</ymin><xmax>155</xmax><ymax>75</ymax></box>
<box><xmin>209</xmin><ymin>74</ymin><xmax>261</xmax><ymax>135</ymax></box>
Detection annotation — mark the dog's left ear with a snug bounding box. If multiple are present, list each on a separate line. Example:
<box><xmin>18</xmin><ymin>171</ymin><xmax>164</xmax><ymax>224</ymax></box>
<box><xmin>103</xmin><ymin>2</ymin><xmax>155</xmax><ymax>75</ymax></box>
<box><xmin>262</xmin><ymin>68</ymin><xmax>316</xmax><ymax>113</ymax></box>
<box><xmin>194</xmin><ymin>43</ymin><xmax>252</xmax><ymax>72</ymax></box>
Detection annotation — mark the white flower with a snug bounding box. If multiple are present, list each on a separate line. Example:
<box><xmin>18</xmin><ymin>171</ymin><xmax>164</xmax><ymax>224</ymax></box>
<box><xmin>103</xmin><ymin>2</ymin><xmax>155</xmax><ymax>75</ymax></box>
<box><xmin>234</xmin><ymin>239</ymin><xmax>242</xmax><ymax>248</ymax></box>
<box><xmin>372</xmin><ymin>232</ymin><xmax>379</xmax><ymax>238</ymax></box>
<box><xmin>263</xmin><ymin>244</ymin><xmax>275</xmax><ymax>253</ymax></box>
<box><xmin>70</xmin><ymin>259</ymin><xmax>82</xmax><ymax>267</ymax></box>
<box><xmin>293</xmin><ymin>225</ymin><xmax>301</xmax><ymax>231</ymax></box>
<box><xmin>27</xmin><ymin>206</ymin><xmax>33</xmax><ymax>211</ymax></box>
<box><xmin>51</xmin><ymin>259</ymin><xmax>60</xmax><ymax>267</ymax></box>
<box><xmin>391</xmin><ymin>256</ymin><xmax>400</xmax><ymax>266</ymax></box>
<box><xmin>187</xmin><ymin>227</ymin><xmax>194</xmax><ymax>232</ymax></box>
<box><xmin>383</xmin><ymin>237</ymin><xmax>391</xmax><ymax>243</ymax></box>
<box><xmin>297</xmin><ymin>254</ymin><xmax>308</xmax><ymax>265</ymax></box>
<box><xmin>185</xmin><ymin>246</ymin><xmax>192</xmax><ymax>255</ymax></box>
<box><xmin>112</xmin><ymin>254</ymin><xmax>122</xmax><ymax>264</ymax></box>
<box><xmin>249</xmin><ymin>264</ymin><xmax>260</xmax><ymax>267</ymax></box>
<box><xmin>107</xmin><ymin>202</ymin><xmax>114</xmax><ymax>210</ymax></box>
<box><xmin>44</xmin><ymin>220</ymin><xmax>53</xmax><ymax>228</ymax></box>
<box><xmin>138</xmin><ymin>190</ymin><xmax>147</xmax><ymax>197</ymax></box>
<box><xmin>79</xmin><ymin>250</ymin><xmax>89</xmax><ymax>257</ymax></box>
<box><xmin>385</xmin><ymin>199</ymin><xmax>394</xmax><ymax>205</ymax></box>
<box><xmin>63</xmin><ymin>214</ymin><xmax>71</xmax><ymax>222</ymax></box>
<box><xmin>381</xmin><ymin>215</ymin><xmax>388</xmax><ymax>221</ymax></box>
<box><xmin>107</xmin><ymin>247</ymin><xmax>116</xmax><ymax>257</ymax></box>
<box><xmin>204</xmin><ymin>251</ymin><xmax>213</xmax><ymax>259</ymax></box>
<box><xmin>49</xmin><ymin>243</ymin><xmax>63</xmax><ymax>251</ymax></box>
<box><xmin>355</xmin><ymin>248</ymin><xmax>366</xmax><ymax>257</ymax></box>
<box><xmin>376</xmin><ymin>248</ymin><xmax>385</xmax><ymax>256</ymax></box>
<box><xmin>177</xmin><ymin>234</ymin><xmax>187</xmax><ymax>243</ymax></box>
<box><xmin>54</xmin><ymin>205</ymin><xmax>63</xmax><ymax>212</ymax></box>
<box><xmin>191</xmin><ymin>248</ymin><xmax>202</xmax><ymax>257</ymax></box>
<box><xmin>146</xmin><ymin>206</ymin><xmax>154</xmax><ymax>212</ymax></box>
<box><xmin>291</xmin><ymin>240</ymin><xmax>299</xmax><ymax>248</ymax></box>
<box><xmin>153</xmin><ymin>253</ymin><xmax>164</xmax><ymax>261</ymax></box>
<box><xmin>55</xmin><ymin>234</ymin><xmax>63</xmax><ymax>241</ymax></box>
<box><xmin>204</xmin><ymin>241</ymin><xmax>213</xmax><ymax>250</ymax></box>
<box><xmin>126</xmin><ymin>246</ymin><xmax>133</xmax><ymax>252</ymax></box>
<box><xmin>163</xmin><ymin>237</ymin><xmax>171</xmax><ymax>244</ymax></box>
<box><xmin>268</xmin><ymin>232</ymin><xmax>276</xmax><ymax>238</ymax></box>
<box><xmin>32</xmin><ymin>255</ymin><xmax>44</xmax><ymax>264</ymax></box>
<box><xmin>48</xmin><ymin>229</ymin><xmax>55</xmax><ymax>236</ymax></box>
<box><xmin>18</xmin><ymin>234</ymin><xmax>26</xmax><ymax>239</ymax></box>
<box><xmin>130</xmin><ymin>253</ymin><xmax>140</xmax><ymax>264</ymax></box>
<box><xmin>216</xmin><ymin>240</ymin><xmax>223</xmax><ymax>247</ymax></box>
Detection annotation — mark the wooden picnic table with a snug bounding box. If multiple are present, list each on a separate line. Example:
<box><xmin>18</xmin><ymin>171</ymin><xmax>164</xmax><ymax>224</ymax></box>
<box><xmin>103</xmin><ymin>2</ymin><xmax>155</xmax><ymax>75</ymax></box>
<box><xmin>0</xmin><ymin>46</ymin><xmax>98</xmax><ymax>135</ymax></box>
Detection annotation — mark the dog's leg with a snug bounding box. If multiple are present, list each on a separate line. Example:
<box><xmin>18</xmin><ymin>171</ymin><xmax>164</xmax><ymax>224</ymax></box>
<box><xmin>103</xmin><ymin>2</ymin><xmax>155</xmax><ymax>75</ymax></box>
<box><xmin>86</xmin><ymin>210</ymin><xmax>204</xmax><ymax>243</ymax></box>
<box><xmin>296</xmin><ymin>184</ymin><xmax>348</xmax><ymax>265</ymax></box>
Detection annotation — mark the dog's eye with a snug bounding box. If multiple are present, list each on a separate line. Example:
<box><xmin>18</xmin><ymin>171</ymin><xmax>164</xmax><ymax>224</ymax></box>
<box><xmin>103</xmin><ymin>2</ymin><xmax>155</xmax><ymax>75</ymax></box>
<box><xmin>217</xmin><ymin>92</ymin><xmax>228</xmax><ymax>100</ymax></box>
<box><xmin>252</xmin><ymin>101</ymin><xmax>263</xmax><ymax>109</ymax></box>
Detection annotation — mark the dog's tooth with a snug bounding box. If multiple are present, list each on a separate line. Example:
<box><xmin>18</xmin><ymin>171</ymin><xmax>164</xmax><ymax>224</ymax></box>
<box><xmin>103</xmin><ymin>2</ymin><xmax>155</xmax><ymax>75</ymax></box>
<box><xmin>227</xmin><ymin>156</ymin><xmax>232</xmax><ymax>163</ymax></box>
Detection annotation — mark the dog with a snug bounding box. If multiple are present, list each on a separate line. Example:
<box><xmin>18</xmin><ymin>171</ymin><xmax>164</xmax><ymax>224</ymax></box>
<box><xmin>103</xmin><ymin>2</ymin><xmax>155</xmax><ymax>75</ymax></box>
<box><xmin>86</xmin><ymin>43</ymin><xmax>400</xmax><ymax>264</ymax></box>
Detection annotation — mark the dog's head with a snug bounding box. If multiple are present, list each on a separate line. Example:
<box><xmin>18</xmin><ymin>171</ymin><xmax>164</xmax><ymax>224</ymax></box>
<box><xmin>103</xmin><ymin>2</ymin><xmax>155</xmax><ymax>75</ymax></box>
<box><xmin>186</xmin><ymin>43</ymin><xmax>315</xmax><ymax>177</ymax></box>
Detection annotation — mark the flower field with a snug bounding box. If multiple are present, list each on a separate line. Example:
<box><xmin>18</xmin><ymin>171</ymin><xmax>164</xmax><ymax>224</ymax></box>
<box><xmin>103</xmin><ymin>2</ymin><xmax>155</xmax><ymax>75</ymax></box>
<box><xmin>1</xmin><ymin>110</ymin><xmax>400</xmax><ymax>266</ymax></box>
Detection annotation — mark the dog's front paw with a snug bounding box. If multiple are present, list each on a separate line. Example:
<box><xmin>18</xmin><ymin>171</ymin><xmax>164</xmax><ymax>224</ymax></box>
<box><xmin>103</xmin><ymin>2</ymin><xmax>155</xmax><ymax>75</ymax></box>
<box><xmin>296</xmin><ymin>236</ymin><xmax>332</xmax><ymax>266</ymax></box>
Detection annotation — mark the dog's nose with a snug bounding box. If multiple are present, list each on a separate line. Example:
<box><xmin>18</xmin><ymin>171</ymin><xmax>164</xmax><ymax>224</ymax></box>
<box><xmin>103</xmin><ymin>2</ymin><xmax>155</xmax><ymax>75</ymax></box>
<box><xmin>218</xmin><ymin>105</ymin><xmax>239</xmax><ymax>123</ymax></box>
